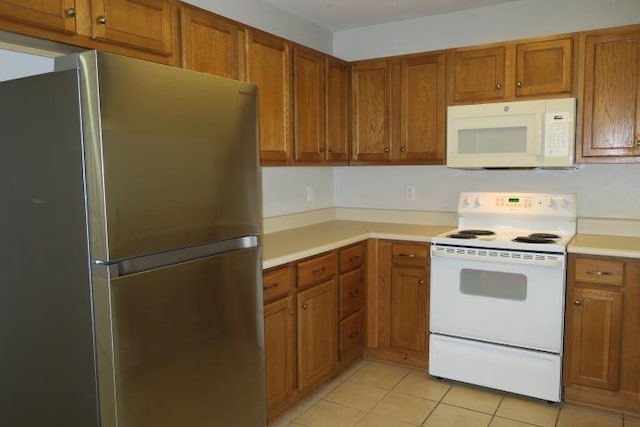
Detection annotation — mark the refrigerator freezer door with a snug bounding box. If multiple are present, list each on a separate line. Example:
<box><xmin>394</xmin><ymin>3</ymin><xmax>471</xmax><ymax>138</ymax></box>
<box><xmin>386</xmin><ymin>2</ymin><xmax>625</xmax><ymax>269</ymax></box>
<box><xmin>73</xmin><ymin>52</ymin><xmax>261</xmax><ymax>261</ymax></box>
<box><xmin>102</xmin><ymin>245</ymin><xmax>266</xmax><ymax>427</ymax></box>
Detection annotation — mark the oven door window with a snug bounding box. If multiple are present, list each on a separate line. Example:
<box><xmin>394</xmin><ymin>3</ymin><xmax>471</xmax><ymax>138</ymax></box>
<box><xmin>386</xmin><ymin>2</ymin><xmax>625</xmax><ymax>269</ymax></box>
<box><xmin>460</xmin><ymin>269</ymin><xmax>527</xmax><ymax>301</ymax></box>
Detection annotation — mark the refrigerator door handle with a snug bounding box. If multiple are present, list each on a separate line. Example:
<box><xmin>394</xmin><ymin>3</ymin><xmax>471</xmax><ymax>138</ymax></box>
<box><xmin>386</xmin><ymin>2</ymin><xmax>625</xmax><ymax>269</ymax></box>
<box><xmin>95</xmin><ymin>235</ymin><xmax>259</xmax><ymax>277</ymax></box>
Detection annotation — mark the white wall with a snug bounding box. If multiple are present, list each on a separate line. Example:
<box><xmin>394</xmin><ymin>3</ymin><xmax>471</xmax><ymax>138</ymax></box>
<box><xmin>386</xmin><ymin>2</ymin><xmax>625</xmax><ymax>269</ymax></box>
<box><xmin>0</xmin><ymin>49</ymin><xmax>53</xmax><ymax>81</ymax></box>
<box><xmin>334</xmin><ymin>0</ymin><xmax>640</xmax><ymax>60</ymax></box>
<box><xmin>261</xmin><ymin>167</ymin><xmax>335</xmax><ymax>217</ymax></box>
<box><xmin>183</xmin><ymin>0</ymin><xmax>333</xmax><ymax>54</ymax></box>
<box><xmin>334</xmin><ymin>165</ymin><xmax>640</xmax><ymax>220</ymax></box>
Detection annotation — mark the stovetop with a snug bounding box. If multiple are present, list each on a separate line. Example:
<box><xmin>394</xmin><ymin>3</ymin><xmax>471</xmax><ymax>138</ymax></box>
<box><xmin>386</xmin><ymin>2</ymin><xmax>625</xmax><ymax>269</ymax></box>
<box><xmin>431</xmin><ymin>192</ymin><xmax>577</xmax><ymax>253</ymax></box>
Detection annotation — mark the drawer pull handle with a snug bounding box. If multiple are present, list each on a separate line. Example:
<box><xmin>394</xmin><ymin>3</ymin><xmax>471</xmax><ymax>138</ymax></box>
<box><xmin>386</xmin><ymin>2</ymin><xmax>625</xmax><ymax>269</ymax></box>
<box><xmin>573</xmin><ymin>300</ymin><xmax>581</xmax><ymax>306</ymax></box>
<box><xmin>312</xmin><ymin>267</ymin><xmax>326</xmax><ymax>274</ymax></box>
<box><xmin>263</xmin><ymin>282</ymin><xmax>279</xmax><ymax>290</ymax></box>
<box><xmin>349</xmin><ymin>331</ymin><xmax>360</xmax><ymax>339</ymax></box>
<box><xmin>399</xmin><ymin>253</ymin><xmax>416</xmax><ymax>258</ymax></box>
<box><xmin>348</xmin><ymin>288</ymin><xmax>361</xmax><ymax>297</ymax></box>
<box><xmin>586</xmin><ymin>271</ymin><xmax>612</xmax><ymax>276</ymax></box>
<box><xmin>349</xmin><ymin>256</ymin><xmax>361</xmax><ymax>262</ymax></box>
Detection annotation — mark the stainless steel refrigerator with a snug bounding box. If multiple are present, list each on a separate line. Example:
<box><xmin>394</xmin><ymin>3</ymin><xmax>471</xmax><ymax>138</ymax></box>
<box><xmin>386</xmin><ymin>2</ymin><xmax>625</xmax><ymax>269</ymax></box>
<box><xmin>0</xmin><ymin>51</ymin><xmax>265</xmax><ymax>427</ymax></box>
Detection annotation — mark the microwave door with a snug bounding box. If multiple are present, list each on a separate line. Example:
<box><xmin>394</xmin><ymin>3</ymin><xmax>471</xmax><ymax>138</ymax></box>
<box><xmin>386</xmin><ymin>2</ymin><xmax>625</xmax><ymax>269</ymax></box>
<box><xmin>448</xmin><ymin>114</ymin><xmax>543</xmax><ymax>168</ymax></box>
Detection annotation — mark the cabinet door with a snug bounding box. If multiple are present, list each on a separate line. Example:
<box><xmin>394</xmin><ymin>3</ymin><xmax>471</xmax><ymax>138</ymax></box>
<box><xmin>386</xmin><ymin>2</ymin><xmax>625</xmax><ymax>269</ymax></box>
<box><xmin>452</xmin><ymin>46</ymin><xmax>506</xmax><ymax>102</ymax></box>
<box><xmin>515</xmin><ymin>37</ymin><xmax>573</xmax><ymax>97</ymax></box>
<box><xmin>580</xmin><ymin>28</ymin><xmax>640</xmax><ymax>160</ymax></box>
<box><xmin>246</xmin><ymin>30</ymin><xmax>292</xmax><ymax>165</ymax></box>
<box><xmin>91</xmin><ymin>0</ymin><xmax>175</xmax><ymax>56</ymax></box>
<box><xmin>399</xmin><ymin>53</ymin><xmax>445</xmax><ymax>163</ymax></box>
<box><xmin>567</xmin><ymin>287</ymin><xmax>623</xmax><ymax>391</ymax></box>
<box><xmin>325</xmin><ymin>58</ymin><xmax>350</xmax><ymax>164</ymax></box>
<box><xmin>264</xmin><ymin>296</ymin><xmax>297</xmax><ymax>415</ymax></box>
<box><xmin>297</xmin><ymin>279</ymin><xmax>337</xmax><ymax>391</ymax></box>
<box><xmin>389</xmin><ymin>266</ymin><xmax>428</xmax><ymax>352</ymax></box>
<box><xmin>293</xmin><ymin>47</ymin><xmax>325</xmax><ymax>163</ymax></box>
<box><xmin>180</xmin><ymin>4</ymin><xmax>243</xmax><ymax>80</ymax></box>
<box><xmin>351</xmin><ymin>60</ymin><xmax>392</xmax><ymax>162</ymax></box>
<box><xmin>0</xmin><ymin>0</ymin><xmax>77</xmax><ymax>34</ymax></box>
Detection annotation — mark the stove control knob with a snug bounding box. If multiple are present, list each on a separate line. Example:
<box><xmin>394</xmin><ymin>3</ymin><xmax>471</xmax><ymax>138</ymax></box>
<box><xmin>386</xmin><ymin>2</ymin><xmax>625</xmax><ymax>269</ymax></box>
<box><xmin>474</xmin><ymin>197</ymin><xmax>483</xmax><ymax>207</ymax></box>
<box><xmin>462</xmin><ymin>196</ymin><xmax>472</xmax><ymax>207</ymax></box>
<box><xmin>549</xmin><ymin>197</ymin><xmax>559</xmax><ymax>209</ymax></box>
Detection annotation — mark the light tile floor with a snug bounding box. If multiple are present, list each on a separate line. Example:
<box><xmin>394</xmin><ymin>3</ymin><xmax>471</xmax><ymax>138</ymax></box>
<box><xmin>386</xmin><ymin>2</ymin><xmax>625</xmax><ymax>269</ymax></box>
<box><xmin>269</xmin><ymin>359</ymin><xmax>640</xmax><ymax>427</ymax></box>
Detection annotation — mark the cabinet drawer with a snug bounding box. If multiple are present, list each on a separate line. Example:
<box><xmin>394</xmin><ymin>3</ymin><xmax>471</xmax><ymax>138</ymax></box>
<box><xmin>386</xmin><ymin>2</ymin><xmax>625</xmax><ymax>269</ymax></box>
<box><xmin>575</xmin><ymin>258</ymin><xmax>624</xmax><ymax>286</ymax></box>
<box><xmin>339</xmin><ymin>268</ymin><xmax>365</xmax><ymax>318</ymax></box>
<box><xmin>339</xmin><ymin>243</ymin><xmax>365</xmax><ymax>273</ymax></box>
<box><xmin>263</xmin><ymin>265</ymin><xmax>295</xmax><ymax>301</ymax></box>
<box><xmin>297</xmin><ymin>253</ymin><xmax>337</xmax><ymax>288</ymax></box>
<box><xmin>392</xmin><ymin>243</ymin><xmax>428</xmax><ymax>267</ymax></box>
<box><xmin>340</xmin><ymin>310</ymin><xmax>364</xmax><ymax>358</ymax></box>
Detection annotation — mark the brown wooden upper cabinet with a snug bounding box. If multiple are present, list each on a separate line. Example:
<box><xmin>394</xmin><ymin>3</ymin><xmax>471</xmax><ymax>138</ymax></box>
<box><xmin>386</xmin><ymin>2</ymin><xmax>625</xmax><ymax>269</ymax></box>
<box><xmin>293</xmin><ymin>46</ymin><xmax>326</xmax><ymax>164</ymax></box>
<box><xmin>578</xmin><ymin>25</ymin><xmax>640</xmax><ymax>163</ymax></box>
<box><xmin>325</xmin><ymin>57</ymin><xmax>350</xmax><ymax>164</ymax></box>
<box><xmin>449</xmin><ymin>34</ymin><xmax>575</xmax><ymax>104</ymax></box>
<box><xmin>0</xmin><ymin>0</ymin><xmax>178</xmax><ymax>63</ymax></box>
<box><xmin>245</xmin><ymin>30</ymin><xmax>292</xmax><ymax>165</ymax></box>
<box><xmin>351</xmin><ymin>53</ymin><xmax>445</xmax><ymax>165</ymax></box>
<box><xmin>179</xmin><ymin>3</ymin><xmax>244</xmax><ymax>80</ymax></box>
<box><xmin>292</xmin><ymin>48</ymin><xmax>349</xmax><ymax>165</ymax></box>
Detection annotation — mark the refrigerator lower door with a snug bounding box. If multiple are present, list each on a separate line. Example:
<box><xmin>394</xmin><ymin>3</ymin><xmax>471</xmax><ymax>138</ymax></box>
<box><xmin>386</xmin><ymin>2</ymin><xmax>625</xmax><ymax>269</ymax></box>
<box><xmin>102</xmin><ymin>245</ymin><xmax>265</xmax><ymax>427</ymax></box>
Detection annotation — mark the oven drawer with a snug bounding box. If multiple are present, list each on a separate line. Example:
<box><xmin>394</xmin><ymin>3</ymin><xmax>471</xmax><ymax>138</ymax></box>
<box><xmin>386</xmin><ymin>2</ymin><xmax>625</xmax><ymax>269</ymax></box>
<box><xmin>429</xmin><ymin>334</ymin><xmax>561</xmax><ymax>402</ymax></box>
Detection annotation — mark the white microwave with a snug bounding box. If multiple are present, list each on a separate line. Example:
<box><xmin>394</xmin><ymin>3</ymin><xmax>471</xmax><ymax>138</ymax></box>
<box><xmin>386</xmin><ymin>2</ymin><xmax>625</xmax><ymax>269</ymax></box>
<box><xmin>447</xmin><ymin>97</ymin><xmax>576</xmax><ymax>168</ymax></box>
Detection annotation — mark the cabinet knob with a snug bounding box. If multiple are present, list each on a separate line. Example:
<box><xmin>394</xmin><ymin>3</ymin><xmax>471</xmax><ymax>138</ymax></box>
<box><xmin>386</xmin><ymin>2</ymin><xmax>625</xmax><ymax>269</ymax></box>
<box><xmin>384</xmin><ymin>147</ymin><xmax>390</xmax><ymax>153</ymax></box>
<box><xmin>97</xmin><ymin>15</ymin><xmax>107</xmax><ymax>25</ymax></box>
<box><xmin>328</xmin><ymin>147</ymin><xmax>334</xmax><ymax>153</ymax></box>
<box><xmin>65</xmin><ymin>7</ymin><xmax>76</xmax><ymax>17</ymax></box>
<box><xmin>516</xmin><ymin>81</ymin><xmax>522</xmax><ymax>88</ymax></box>
<box><xmin>302</xmin><ymin>303</ymin><xmax>308</xmax><ymax>310</ymax></box>
<box><xmin>418</xmin><ymin>279</ymin><xmax>425</xmax><ymax>285</ymax></box>
<box><xmin>319</xmin><ymin>146</ymin><xmax>326</xmax><ymax>153</ymax></box>
<box><xmin>496</xmin><ymin>83</ymin><xmax>502</xmax><ymax>89</ymax></box>
<box><xmin>400</xmin><ymin>146</ymin><xmax>406</xmax><ymax>152</ymax></box>
<box><xmin>288</xmin><ymin>309</ymin><xmax>295</xmax><ymax>316</ymax></box>
<box><xmin>573</xmin><ymin>300</ymin><xmax>581</xmax><ymax>306</ymax></box>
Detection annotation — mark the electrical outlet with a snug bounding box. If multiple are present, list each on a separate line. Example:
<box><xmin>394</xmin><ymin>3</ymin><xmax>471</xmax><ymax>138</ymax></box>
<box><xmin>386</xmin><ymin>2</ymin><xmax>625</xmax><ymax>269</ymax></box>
<box><xmin>406</xmin><ymin>186</ymin><xmax>416</xmax><ymax>201</ymax></box>
<box><xmin>306</xmin><ymin>186</ymin><xmax>314</xmax><ymax>202</ymax></box>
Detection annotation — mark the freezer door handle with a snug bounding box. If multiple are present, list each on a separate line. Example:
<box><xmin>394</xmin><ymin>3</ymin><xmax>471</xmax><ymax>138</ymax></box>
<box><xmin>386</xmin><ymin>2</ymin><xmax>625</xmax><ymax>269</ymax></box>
<box><xmin>95</xmin><ymin>235</ymin><xmax>259</xmax><ymax>277</ymax></box>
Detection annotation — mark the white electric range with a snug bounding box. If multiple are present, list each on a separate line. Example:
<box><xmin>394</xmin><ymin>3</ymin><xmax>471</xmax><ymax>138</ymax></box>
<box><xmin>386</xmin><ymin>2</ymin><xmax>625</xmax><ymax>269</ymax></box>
<box><xmin>429</xmin><ymin>192</ymin><xmax>577</xmax><ymax>402</ymax></box>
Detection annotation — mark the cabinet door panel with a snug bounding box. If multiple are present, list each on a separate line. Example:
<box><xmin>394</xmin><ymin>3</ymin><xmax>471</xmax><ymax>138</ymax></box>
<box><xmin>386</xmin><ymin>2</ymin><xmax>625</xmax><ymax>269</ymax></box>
<box><xmin>297</xmin><ymin>279</ymin><xmax>337</xmax><ymax>390</ymax></box>
<box><xmin>180</xmin><ymin>5</ymin><xmax>242</xmax><ymax>79</ymax></box>
<box><xmin>568</xmin><ymin>287</ymin><xmax>622</xmax><ymax>390</ymax></box>
<box><xmin>264</xmin><ymin>296</ymin><xmax>296</xmax><ymax>414</ymax></box>
<box><xmin>582</xmin><ymin>29</ymin><xmax>640</xmax><ymax>158</ymax></box>
<box><xmin>389</xmin><ymin>266</ymin><xmax>428</xmax><ymax>352</ymax></box>
<box><xmin>515</xmin><ymin>38</ymin><xmax>573</xmax><ymax>96</ymax></box>
<box><xmin>0</xmin><ymin>0</ymin><xmax>77</xmax><ymax>33</ymax></box>
<box><xmin>351</xmin><ymin>60</ymin><xmax>391</xmax><ymax>162</ymax></box>
<box><xmin>400</xmin><ymin>53</ymin><xmax>445</xmax><ymax>163</ymax></box>
<box><xmin>326</xmin><ymin>58</ymin><xmax>349</xmax><ymax>163</ymax></box>
<box><xmin>246</xmin><ymin>31</ymin><xmax>292</xmax><ymax>164</ymax></box>
<box><xmin>293</xmin><ymin>47</ymin><xmax>325</xmax><ymax>163</ymax></box>
<box><xmin>92</xmin><ymin>0</ymin><xmax>174</xmax><ymax>56</ymax></box>
<box><xmin>453</xmin><ymin>46</ymin><xmax>506</xmax><ymax>102</ymax></box>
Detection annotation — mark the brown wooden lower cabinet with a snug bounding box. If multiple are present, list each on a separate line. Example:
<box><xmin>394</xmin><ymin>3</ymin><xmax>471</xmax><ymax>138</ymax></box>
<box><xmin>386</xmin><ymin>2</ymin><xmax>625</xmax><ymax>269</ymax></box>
<box><xmin>263</xmin><ymin>243</ymin><xmax>366</xmax><ymax>420</ymax></box>
<box><xmin>369</xmin><ymin>239</ymin><xmax>430</xmax><ymax>369</ymax></box>
<box><xmin>564</xmin><ymin>253</ymin><xmax>640</xmax><ymax>413</ymax></box>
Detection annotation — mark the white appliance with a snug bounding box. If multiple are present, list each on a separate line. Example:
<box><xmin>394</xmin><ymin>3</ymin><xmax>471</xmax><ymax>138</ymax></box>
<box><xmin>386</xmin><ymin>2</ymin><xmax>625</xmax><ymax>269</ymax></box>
<box><xmin>429</xmin><ymin>192</ymin><xmax>577</xmax><ymax>402</ymax></box>
<box><xmin>447</xmin><ymin>98</ymin><xmax>576</xmax><ymax>168</ymax></box>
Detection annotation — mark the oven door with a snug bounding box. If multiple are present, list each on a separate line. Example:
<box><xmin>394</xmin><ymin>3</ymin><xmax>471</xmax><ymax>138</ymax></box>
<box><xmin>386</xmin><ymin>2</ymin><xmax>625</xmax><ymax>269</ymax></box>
<box><xmin>430</xmin><ymin>251</ymin><xmax>565</xmax><ymax>353</ymax></box>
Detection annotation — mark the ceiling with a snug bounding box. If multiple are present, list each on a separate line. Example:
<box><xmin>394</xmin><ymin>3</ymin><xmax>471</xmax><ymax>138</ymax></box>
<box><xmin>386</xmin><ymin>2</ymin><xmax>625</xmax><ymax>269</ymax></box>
<box><xmin>261</xmin><ymin>0</ymin><xmax>521</xmax><ymax>31</ymax></box>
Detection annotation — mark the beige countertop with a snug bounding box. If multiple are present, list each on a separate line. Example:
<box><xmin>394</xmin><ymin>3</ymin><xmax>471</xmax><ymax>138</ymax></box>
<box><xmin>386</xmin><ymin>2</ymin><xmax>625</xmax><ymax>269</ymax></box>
<box><xmin>568</xmin><ymin>234</ymin><xmax>640</xmax><ymax>259</ymax></box>
<box><xmin>262</xmin><ymin>220</ymin><xmax>451</xmax><ymax>269</ymax></box>
<box><xmin>262</xmin><ymin>220</ymin><xmax>640</xmax><ymax>269</ymax></box>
